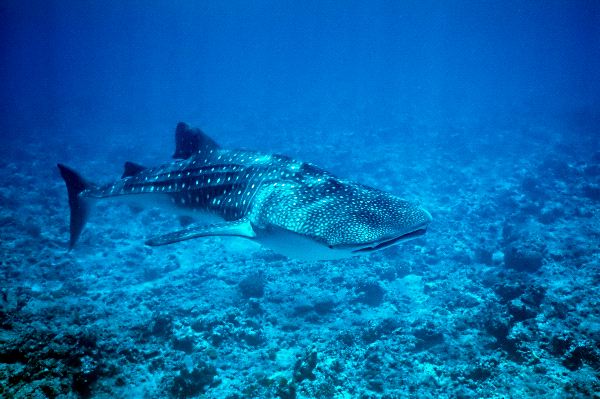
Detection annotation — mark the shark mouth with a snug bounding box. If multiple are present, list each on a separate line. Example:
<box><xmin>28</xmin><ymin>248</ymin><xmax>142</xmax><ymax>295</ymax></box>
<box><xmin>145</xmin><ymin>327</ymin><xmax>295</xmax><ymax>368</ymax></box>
<box><xmin>352</xmin><ymin>228</ymin><xmax>428</xmax><ymax>253</ymax></box>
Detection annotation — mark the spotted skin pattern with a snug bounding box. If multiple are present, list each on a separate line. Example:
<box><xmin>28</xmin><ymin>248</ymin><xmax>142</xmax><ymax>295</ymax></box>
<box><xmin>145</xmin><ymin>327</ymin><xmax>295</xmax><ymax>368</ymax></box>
<box><xmin>61</xmin><ymin>123</ymin><xmax>431</xmax><ymax>258</ymax></box>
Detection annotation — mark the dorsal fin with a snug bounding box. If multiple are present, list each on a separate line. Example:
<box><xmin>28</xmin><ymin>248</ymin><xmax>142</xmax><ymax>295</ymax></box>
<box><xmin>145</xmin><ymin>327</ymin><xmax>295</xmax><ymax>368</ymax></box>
<box><xmin>173</xmin><ymin>122</ymin><xmax>220</xmax><ymax>159</ymax></box>
<box><xmin>121</xmin><ymin>161</ymin><xmax>147</xmax><ymax>178</ymax></box>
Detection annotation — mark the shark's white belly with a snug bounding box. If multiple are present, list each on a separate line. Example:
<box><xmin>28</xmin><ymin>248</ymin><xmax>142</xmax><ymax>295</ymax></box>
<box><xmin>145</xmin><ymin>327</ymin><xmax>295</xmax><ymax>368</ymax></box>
<box><xmin>253</xmin><ymin>226</ymin><xmax>355</xmax><ymax>261</ymax></box>
<box><xmin>111</xmin><ymin>194</ymin><xmax>348</xmax><ymax>260</ymax></box>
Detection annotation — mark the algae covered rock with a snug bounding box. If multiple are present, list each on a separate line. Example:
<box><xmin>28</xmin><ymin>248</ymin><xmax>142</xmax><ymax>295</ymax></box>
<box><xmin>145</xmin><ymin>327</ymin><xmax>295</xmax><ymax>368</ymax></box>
<box><xmin>239</xmin><ymin>273</ymin><xmax>266</xmax><ymax>299</ymax></box>
<box><xmin>293</xmin><ymin>347</ymin><xmax>318</xmax><ymax>383</ymax></box>
<box><xmin>504</xmin><ymin>240</ymin><xmax>546</xmax><ymax>272</ymax></box>
<box><xmin>355</xmin><ymin>280</ymin><xmax>385</xmax><ymax>307</ymax></box>
<box><xmin>169</xmin><ymin>361</ymin><xmax>218</xmax><ymax>398</ymax></box>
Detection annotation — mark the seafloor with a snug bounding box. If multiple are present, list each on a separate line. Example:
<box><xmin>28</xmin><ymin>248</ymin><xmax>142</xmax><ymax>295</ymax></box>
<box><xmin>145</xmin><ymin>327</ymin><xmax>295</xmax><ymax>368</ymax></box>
<box><xmin>1</xmin><ymin>112</ymin><xmax>599</xmax><ymax>398</ymax></box>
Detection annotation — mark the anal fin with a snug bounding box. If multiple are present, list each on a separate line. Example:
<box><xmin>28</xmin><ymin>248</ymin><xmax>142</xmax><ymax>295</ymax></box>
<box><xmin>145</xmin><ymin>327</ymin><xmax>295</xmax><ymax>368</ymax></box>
<box><xmin>145</xmin><ymin>218</ymin><xmax>256</xmax><ymax>246</ymax></box>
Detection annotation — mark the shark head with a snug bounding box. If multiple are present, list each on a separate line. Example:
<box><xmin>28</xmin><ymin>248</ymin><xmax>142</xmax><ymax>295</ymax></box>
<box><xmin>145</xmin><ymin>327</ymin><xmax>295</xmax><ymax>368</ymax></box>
<box><xmin>252</xmin><ymin>177</ymin><xmax>432</xmax><ymax>260</ymax></box>
<box><xmin>322</xmin><ymin>191</ymin><xmax>432</xmax><ymax>254</ymax></box>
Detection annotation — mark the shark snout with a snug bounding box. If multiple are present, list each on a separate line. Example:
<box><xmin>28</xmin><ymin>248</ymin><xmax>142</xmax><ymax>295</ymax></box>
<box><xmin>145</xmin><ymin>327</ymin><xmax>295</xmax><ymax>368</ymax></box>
<box><xmin>402</xmin><ymin>206</ymin><xmax>432</xmax><ymax>238</ymax></box>
<box><xmin>349</xmin><ymin>206</ymin><xmax>431</xmax><ymax>254</ymax></box>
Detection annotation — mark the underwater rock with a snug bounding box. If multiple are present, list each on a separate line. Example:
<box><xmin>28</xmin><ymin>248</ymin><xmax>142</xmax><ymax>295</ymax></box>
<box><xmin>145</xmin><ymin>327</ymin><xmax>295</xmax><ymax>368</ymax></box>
<box><xmin>562</xmin><ymin>342</ymin><xmax>600</xmax><ymax>371</ymax></box>
<box><xmin>313</xmin><ymin>297</ymin><xmax>336</xmax><ymax>315</ymax></box>
<box><xmin>504</xmin><ymin>284</ymin><xmax>546</xmax><ymax>323</ymax></box>
<box><xmin>274</xmin><ymin>376</ymin><xmax>297</xmax><ymax>399</ymax></box>
<box><xmin>169</xmin><ymin>361</ymin><xmax>218</xmax><ymax>398</ymax></box>
<box><xmin>0</xmin><ymin>344</ymin><xmax>26</xmax><ymax>364</ymax></box>
<box><xmin>464</xmin><ymin>358</ymin><xmax>498</xmax><ymax>382</ymax></box>
<box><xmin>239</xmin><ymin>273</ymin><xmax>265</xmax><ymax>299</ymax></box>
<box><xmin>540</xmin><ymin>157</ymin><xmax>574</xmax><ymax>180</ymax></box>
<box><xmin>582</xmin><ymin>184</ymin><xmax>600</xmax><ymax>201</ymax></box>
<box><xmin>375</xmin><ymin>264</ymin><xmax>397</xmax><ymax>281</ymax></box>
<box><xmin>507</xmin><ymin>299</ymin><xmax>537</xmax><ymax>322</ymax></box>
<box><xmin>150</xmin><ymin>312</ymin><xmax>174</xmax><ymax>337</ymax></box>
<box><xmin>23</xmin><ymin>219</ymin><xmax>42</xmax><ymax>238</ymax></box>
<box><xmin>237</xmin><ymin>324</ymin><xmax>265</xmax><ymax>347</ymax></box>
<box><xmin>337</xmin><ymin>330</ymin><xmax>356</xmax><ymax>346</ymax></box>
<box><xmin>539</xmin><ymin>206</ymin><xmax>565</xmax><ymax>224</ymax></box>
<box><xmin>474</xmin><ymin>247</ymin><xmax>494</xmax><ymax>265</ymax></box>
<box><xmin>355</xmin><ymin>281</ymin><xmax>385</xmax><ymax>307</ymax></box>
<box><xmin>363</xmin><ymin>352</ymin><xmax>385</xmax><ymax>393</ymax></box>
<box><xmin>72</xmin><ymin>355</ymin><xmax>100</xmax><ymax>397</ymax></box>
<box><xmin>292</xmin><ymin>299</ymin><xmax>313</xmax><ymax>316</ymax></box>
<box><xmin>504</xmin><ymin>241</ymin><xmax>545</xmax><ymax>273</ymax></box>
<box><xmin>412</xmin><ymin>321</ymin><xmax>444</xmax><ymax>350</ymax></box>
<box><xmin>583</xmin><ymin>163</ymin><xmax>600</xmax><ymax>178</ymax></box>
<box><xmin>0</xmin><ymin>193</ymin><xmax>17</xmax><ymax>209</ymax></box>
<box><xmin>547</xmin><ymin>300</ymin><xmax>570</xmax><ymax>320</ymax></box>
<box><xmin>172</xmin><ymin>334</ymin><xmax>195</xmax><ymax>353</ymax></box>
<box><xmin>548</xmin><ymin>333</ymin><xmax>574</xmax><ymax>357</ymax></box>
<box><xmin>0</xmin><ymin>309</ymin><xmax>13</xmax><ymax>330</ymax></box>
<box><xmin>245</xmin><ymin>298</ymin><xmax>264</xmax><ymax>317</ymax></box>
<box><xmin>520</xmin><ymin>177</ymin><xmax>548</xmax><ymax>202</ymax></box>
<box><xmin>142</xmin><ymin>266</ymin><xmax>162</xmax><ymax>282</ymax></box>
<box><xmin>361</xmin><ymin>318</ymin><xmax>401</xmax><ymax>344</ymax></box>
<box><xmin>520</xmin><ymin>284</ymin><xmax>546</xmax><ymax>307</ymax></box>
<box><xmin>491</xmin><ymin>251</ymin><xmax>505</xmax><ymax>264</ymax></box>
<box><xmin>501</xmin><ymin>223</ymin><xmax>518</xmax><ymax>245</ymax></box>
<box><xmin>0</xmin><ymin>328</ymin><xmax>110</xmax><ymax>398</ymax></box>
<box><xmin>191</xmin><ymin>314</ymin><xmax>220</xmax><ymax>333</ymax></box>
<box><xmin>293</xmin><ymin>347</ymin><xmax>318</xmax><ymax>383</ymax></box>
<box><xmin>484</xmin><ymin>317</ymin><xmax>511</xmax><ymax>345</ymax></box>
<box><xmin>502</xmin><ymin>283</ymin><xmax>546</xmax><ymax>322</ymax></box>
<box><xmin>483</xmin><ymin>315</ymin><xmax>524</xmax><ymax>361</ymax></box>
<box><xmin>493</xmin><ymin>281</ymin><xmax>526</xmax><ymax>303</ymax></box>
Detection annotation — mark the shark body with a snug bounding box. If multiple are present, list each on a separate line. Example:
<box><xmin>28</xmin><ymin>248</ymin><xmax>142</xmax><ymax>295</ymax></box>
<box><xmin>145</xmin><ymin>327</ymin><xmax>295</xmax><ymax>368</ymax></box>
<box><xmin>58</xmin><ymin>123</ymin><xmax>431</xmax><ymax>260</ymax></box>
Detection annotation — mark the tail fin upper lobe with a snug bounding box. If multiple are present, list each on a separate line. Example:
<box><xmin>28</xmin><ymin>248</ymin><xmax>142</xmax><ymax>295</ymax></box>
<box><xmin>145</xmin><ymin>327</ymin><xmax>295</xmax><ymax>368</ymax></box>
<box><xmin>57</xmin><ymin>164</ymin><xmax>93</xmax><ymax>250</ymax></box>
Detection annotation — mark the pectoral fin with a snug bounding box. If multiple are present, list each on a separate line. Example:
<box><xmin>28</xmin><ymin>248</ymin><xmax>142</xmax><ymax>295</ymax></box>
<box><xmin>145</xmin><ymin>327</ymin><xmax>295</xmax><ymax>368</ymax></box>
<box><xmin>145</xmin><ymin>218</ymin><xmax>256</xmax><ymax>246</ymax></box>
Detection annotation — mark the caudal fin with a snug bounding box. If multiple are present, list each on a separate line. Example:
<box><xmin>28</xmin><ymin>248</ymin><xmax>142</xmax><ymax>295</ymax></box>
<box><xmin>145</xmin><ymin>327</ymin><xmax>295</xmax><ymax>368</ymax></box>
<box><xmin>57</xmin><ymin>164</ymin><xmax>93</xmax><ymax>250</ymax></box>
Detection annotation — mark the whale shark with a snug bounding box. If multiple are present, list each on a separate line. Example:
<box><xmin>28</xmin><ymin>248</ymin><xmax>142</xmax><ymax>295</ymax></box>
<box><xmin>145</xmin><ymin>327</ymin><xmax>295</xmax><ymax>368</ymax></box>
<box><xmin>58</xmin><ymin>122</ymin><xmax>431</xmax><ymax>260</ymax></box>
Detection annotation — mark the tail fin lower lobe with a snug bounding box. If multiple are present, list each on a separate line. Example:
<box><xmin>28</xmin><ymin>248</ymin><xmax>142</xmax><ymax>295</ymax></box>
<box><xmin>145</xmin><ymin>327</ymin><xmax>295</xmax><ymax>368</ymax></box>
<box><xmin>57</xmin><ymin>164</ymin><xmax>93</xmax><ymax>250</ymax></box>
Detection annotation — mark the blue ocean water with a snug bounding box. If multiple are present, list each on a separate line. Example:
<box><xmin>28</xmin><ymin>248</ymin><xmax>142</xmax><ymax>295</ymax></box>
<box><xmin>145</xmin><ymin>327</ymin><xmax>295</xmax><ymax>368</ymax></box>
<box><xmin>1</xmin><ymin>1</ymin><xmax>599</xmax><ymax>398</ymax></box>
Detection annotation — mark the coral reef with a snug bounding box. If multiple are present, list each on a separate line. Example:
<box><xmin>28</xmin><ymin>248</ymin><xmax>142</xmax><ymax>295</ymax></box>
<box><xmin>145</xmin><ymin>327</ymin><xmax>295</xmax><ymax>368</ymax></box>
<box><xmin>1</xmin><ymin>115</ymin><xmax>598</xmax><ymax>398</ymax></box>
